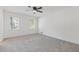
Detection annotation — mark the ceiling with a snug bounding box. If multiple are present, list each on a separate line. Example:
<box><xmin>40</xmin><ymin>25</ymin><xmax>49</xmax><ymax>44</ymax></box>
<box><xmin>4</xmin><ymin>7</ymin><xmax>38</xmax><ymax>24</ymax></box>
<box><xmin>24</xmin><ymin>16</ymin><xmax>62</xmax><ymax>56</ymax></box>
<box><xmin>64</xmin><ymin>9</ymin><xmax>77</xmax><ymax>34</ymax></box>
<box><xmin>0</xmin><ymin>6</ymin><xmax>31</xmax><ymax>14</ymax></box>
<box><xmin>0</xmin><ymin>6</ymin><xmax>71</xmax><ymax>17</ymax></box>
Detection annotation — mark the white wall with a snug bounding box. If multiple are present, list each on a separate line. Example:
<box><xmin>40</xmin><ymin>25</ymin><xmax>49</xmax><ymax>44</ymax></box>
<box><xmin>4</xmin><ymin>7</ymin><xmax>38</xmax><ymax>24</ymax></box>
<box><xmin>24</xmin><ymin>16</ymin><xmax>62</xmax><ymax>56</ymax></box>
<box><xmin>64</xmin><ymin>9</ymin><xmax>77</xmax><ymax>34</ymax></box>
<box><xmin>0</xmin><ymin>9</ymin><xmax>3</xmax><ymax>41</ymax></box>
<box><xmin>39</xmin><ymin>7</ymin><xmax>79</xmax><ymax>44</ymax></box>
<box><xmin>3</xmin><ymin>10</ymin><xmax>37</xmax><ymax>38</ymax></box>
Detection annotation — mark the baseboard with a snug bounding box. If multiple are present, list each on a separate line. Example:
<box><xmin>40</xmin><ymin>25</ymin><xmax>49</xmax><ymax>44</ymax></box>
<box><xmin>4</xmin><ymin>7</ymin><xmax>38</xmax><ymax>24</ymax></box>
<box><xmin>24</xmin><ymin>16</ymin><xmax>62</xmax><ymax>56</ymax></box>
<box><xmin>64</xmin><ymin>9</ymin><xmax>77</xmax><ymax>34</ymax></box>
<box><xmin>3</xmin><ymin>33</ymin><xmax>38</xmax><ymax>39</ymax></box>
<box><xmin>41</xmin><ymin>33</ymin><xmax>79</xmax><ymax>45</ymax></box>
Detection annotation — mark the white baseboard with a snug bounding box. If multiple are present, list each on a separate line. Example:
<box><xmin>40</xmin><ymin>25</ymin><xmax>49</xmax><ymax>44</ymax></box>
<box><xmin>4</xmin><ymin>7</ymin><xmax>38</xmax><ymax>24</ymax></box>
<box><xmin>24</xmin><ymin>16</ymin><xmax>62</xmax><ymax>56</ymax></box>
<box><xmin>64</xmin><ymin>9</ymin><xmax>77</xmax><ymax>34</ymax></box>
<box><xmin>3</xmin><ymin>33</ymin><xmax>38</xmax><ymax>39</ymax></box>
<box><xmin>41</xmin><ymin>32</ymin><xmax>79</xmax><ymax>45</ymax></box>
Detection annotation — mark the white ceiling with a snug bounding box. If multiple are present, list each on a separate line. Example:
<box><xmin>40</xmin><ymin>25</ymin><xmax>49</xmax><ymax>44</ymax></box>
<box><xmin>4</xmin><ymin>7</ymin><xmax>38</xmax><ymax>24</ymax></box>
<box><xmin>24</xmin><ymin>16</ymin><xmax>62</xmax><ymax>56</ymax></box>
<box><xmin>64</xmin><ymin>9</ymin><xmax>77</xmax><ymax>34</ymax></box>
<box><xmin>0</xmin><ymin>6</ymin><xmax>71</xmax><ymax>17</ymax></box>
<box><xmin>0</xmin><ymin>6</ymin><xmax>31</xmax><ymax>14</ymax></box>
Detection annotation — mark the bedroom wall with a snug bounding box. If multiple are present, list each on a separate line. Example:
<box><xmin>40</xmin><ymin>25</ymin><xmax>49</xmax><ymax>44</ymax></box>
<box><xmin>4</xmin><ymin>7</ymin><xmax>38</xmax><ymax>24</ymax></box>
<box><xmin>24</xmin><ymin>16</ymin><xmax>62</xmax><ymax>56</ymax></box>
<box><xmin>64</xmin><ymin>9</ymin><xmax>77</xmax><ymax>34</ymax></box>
<box><xmin>39</xmin><ymin>7</ymin><xmax>79</xmax><ymax>44</ymax></box>
<box><xmin>0</xmin><ymin>9</ymin><xmax>3</xmax><ymax>41</ymax></box>
<box><xmin>3</xmin><ymin>10</ymin><xmax>37</xmax><ymax>38</ymax></box>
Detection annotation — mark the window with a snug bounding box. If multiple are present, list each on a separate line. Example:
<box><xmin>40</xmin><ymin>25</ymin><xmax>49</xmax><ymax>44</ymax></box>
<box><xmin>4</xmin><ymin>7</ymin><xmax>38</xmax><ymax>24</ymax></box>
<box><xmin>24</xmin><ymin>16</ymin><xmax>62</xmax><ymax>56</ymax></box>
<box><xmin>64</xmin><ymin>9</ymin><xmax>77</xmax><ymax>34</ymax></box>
<box><xmin>10</xmin><ymin>16</ymin><xmax>20</xmax><ymax>30</ymax></box>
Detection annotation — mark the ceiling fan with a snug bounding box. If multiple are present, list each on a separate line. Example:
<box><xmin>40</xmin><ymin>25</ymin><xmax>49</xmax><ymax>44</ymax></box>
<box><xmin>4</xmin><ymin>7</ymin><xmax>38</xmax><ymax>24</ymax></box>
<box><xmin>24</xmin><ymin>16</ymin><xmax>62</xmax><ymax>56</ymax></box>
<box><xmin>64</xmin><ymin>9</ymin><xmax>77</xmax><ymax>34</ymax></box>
<box><xmin>28</xmin><ymin>6</ymin><xmax>43</xmax><ymax>13</ymax></box>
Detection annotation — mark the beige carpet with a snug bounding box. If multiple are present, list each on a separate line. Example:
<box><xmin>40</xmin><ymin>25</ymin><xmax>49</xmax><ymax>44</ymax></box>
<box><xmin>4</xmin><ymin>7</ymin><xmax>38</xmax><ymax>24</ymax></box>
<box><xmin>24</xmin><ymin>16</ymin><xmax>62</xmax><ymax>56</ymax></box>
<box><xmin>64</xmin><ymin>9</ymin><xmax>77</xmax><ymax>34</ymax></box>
<box><xmin>0</xmin><ymin>33</ymin><xmax>79</xmax><ymax>52</ymax></box>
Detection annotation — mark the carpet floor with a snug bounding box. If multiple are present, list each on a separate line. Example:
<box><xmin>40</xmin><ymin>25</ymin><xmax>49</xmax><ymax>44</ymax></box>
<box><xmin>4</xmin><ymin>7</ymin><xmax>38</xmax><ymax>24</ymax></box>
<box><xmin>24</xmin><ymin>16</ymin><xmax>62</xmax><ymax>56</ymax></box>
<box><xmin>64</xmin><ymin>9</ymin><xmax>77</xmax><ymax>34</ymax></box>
<box><xmin>0</xmin><ymin>33</ymin><xmax>79</xmax><ymax>52</ymax></box>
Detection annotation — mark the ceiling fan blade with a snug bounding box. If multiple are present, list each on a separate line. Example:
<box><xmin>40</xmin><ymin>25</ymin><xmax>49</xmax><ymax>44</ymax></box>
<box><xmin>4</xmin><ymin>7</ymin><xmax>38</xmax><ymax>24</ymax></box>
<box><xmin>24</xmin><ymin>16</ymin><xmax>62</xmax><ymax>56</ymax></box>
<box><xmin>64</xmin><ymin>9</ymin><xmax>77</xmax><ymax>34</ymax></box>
<box><xmin>38</xmin><ymin>7</ymin><xmax>42</xmax><ymax>9</ymax></box>
<box><xmin>28</xmin><ymin>6</ymin><xmax>31</xmax><ymax>8</ymax></box>
<box><xmin>37</xmin><ymin>11</ymin><xmax>43</xmax><ymax>13</ymax></box>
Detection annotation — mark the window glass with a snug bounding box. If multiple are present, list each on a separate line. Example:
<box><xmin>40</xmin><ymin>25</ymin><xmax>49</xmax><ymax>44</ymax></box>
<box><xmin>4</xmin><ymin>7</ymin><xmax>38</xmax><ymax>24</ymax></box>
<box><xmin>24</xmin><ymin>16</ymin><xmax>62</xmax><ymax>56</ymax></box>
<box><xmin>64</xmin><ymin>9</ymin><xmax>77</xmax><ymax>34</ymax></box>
<box><xmin>10</xmin><ymin>16</ymin><xmax>20</xmax><ymax>30</ymax></box>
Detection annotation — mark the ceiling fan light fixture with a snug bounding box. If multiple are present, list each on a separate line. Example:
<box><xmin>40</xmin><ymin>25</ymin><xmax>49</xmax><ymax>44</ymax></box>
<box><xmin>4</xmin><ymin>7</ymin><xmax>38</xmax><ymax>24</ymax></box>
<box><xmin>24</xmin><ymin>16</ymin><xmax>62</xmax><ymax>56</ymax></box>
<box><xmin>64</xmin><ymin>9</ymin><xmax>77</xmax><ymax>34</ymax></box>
<box><xmin>33</xmin><ymin>10</ymin><xmax>37</xmax><ymax>14</ymax></box>
<box><xmin>33</xmin><ymin>10</ymin><xmax>37</xmax><ymax>13</ymax></box>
